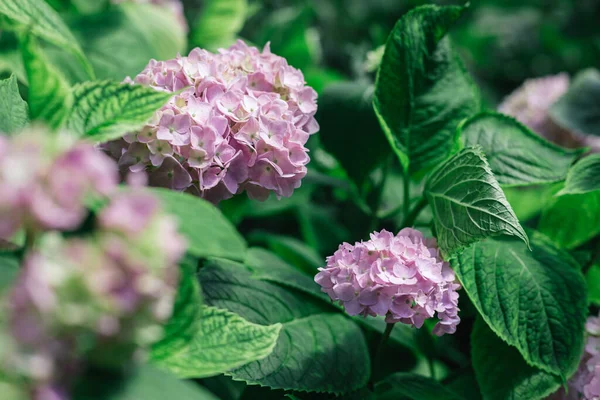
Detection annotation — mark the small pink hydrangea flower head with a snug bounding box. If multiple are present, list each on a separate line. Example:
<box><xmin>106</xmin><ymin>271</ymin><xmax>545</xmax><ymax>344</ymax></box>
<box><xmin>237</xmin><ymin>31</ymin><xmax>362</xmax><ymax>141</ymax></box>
<box><xmin>548</xmin><ymin>312</ymin><xmax>600</xmax><ymax>400</ymax></box>
<box><xmin>0</xmin><ymin>127</ymin><xmax>118</xmax><ymax>239</ymax></box>
<box><xmin>315</xmin><ymin>228</ymin><xmax>461</xmax><ymax>335</ymax></box>
<box><xmin>111</xmin><ymin>40</ymin><xmax>319</xmax><ymax>203</ymax></box>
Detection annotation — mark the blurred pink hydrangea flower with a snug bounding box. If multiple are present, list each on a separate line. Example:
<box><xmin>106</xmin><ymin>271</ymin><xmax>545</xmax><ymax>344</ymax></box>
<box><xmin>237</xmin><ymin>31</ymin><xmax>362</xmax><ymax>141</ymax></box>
<box><xmin>107</xmin><ymin>40</ymin><xmax>319</xmax><ymax>203</ymax></box>
<box><xmin>549</xmin><ymin>313</ymin><xmax>600</xmax><ymax>400</ymax></box>
<box><xmin>498</xmin><ymin>73</ymin><xmax>600</xmax><ymax>151</ymax></box>
<box><xmin>111</xmin><ymin>0</ymin><xmax>188</xmax><ymax>32</ymax></box>
<box><xmin>0</xmin><ymin>128</ymin><xmax>118</xmax><ymax>240</ymax></box>
<box><xmin>3</xmin><ymin>191</ymin><xmax>185</xmax><ymax>398</ymax></box>
<box><xmin>315</xmin><ymin>228</ymin><xmax>461</xmax><ymax>336</ymax></box>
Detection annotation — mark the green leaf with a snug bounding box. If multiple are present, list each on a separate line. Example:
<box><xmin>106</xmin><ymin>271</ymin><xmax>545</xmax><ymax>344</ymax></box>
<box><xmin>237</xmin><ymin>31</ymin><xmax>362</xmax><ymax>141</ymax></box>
<box><xmin>200</xmin><ymin>258</ymin><xmax>370</xmax><ymax>394</ymax></box>
<box><xmin>244</xmin><ymin>247</ymin><xmax>330</xmax><ymax>304</ymax></box>
<box><xmin>66</xmin><ymin>80</ymin><xmax>174</xmax><ymax>142</ymax></box>
<box><xmin>425</xmin><ymin>146</ymin><xmax>528</xmax><ymax>256</ymax></box>
<box><xmin>0</xmin><ymin>0</ymin><xmax>94</xmax><ymax>77</ymax></box>
<box><xmin>152</xmin><ymin>305</ymin><xmax>281</xmax><ymax>379</ymax></box>
<box><xmin>503</xmin><ymin>184</ymin><xmax>561</xmax><ymax>222</ymax></box>
<box><xmin>538</xmin><ymin>191</ymin><xmax>600</xmax><ymax>249</ymax></box>
<box><xmin>149</xmin><ymin>188</ymin><xmax>247</xmax><ymax>261</ymax></box>
<box><xmin>0</xmin><ymin>75</ymin><xmax>28</xmax><ymax>135</ymax></box>
<box><xmin>20</xmin><ymin>33</ymin><xmax>71</xmax><ymax>129</ymax></box>
<box><xmin>318</xmin><ymin>81</ymin><xmax>391</xmax><ymax>189</ymax></box>
<box><xmin>73</xmin><ymin>364</ymin><xmax>218</xmax><ymax>400</ymax></box>
<box><xmin>249</xmin><ymin>232</ymin><xmax>322</xmax><ymax>275</ymax></box>
<box><xmin>375</xmin><ymin>373</ymin><xmax>462</xmax><ymax>400</ymax></box>
<box><xmin>192</xmin><ymin>0</ymin><xmax>247</xmax><ymax>51</ymax></box>
<box><xmin>451</xmin><ymin>233</ymin><xmax>587</xmax><ymax>378</ymax></box>
<box><xmin>557</xmin><ymin>154</ymin><xmax>600</xmax><ymax>195</ymax></box>
<box><xmin>587</xmin><ymin>263</ymin><xmax>600</xmax><ymax>305</ymax></box>
<box><xmin>373</xmin><ymin>4</ymin><xmax>480</xmax><ymax>174</ymax></box>
<box><xmin>460</xmin><ymin>112</ymin><xmax>583</xmax><ymax>186</ymax></box>
<box><xmin>66</xmin><ymin>3</ymin><xmax>186</xmax><ymax>82</ymax></box>
<box><xmin>550</xmin><ymin>68</ymin><xmax>600</xmax><ymax>136</ymax></box>
<box><xmin>471</xmin><ymin>318</ymin><xmax>561</xmax><ymax>400</ymax></box>
<box><xmin>151</xmin><ymin>256</ymin><xmax>202</xmax><ymax>359</ymax></box>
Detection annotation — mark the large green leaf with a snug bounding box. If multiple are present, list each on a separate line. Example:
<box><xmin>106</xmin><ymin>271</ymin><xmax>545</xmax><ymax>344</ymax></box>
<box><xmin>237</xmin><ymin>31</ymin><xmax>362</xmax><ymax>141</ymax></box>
<box><xmin>244</xmin><ymin>247</ymin><xmax>330</xmax><ymax>304</ymax></box>
<box><xmin>557</xmin><ymin>154</ymin><xmax>600</xmax><ymax>195</ymax></box>
<box><xmin>151</xmin><ymin>256</ymin><xmax>202</xmax><ymax>359</ymax></box>
<box><xmin>471</xmin><ymin>318</ymin><xmax>561</xmax><ymax>400</ymax></box>
<box><xmin>249</xmin><ymin>232</ymin><xmax>322</xmax><ymax>275</ymax></box>
<box><xmin>66</xmin><ymin>80</ymin><xmax>174</xmax><ymax>142</ymax></box>
<box><xmin>451</xmin><ymin>233</ymin><xmax>587</xmax><ymax>378</ymax></box>
<box><xmin>375</xmin><ymin>373</ymin><xmax>462</xmax><ymax>400</ymax></box>
<box><xmin>318</xmin><ymin>81</ymin><xmax>391</xmax><ymax>189</ymax></box>
<box><xmin>192</xmin><ymin>0</ymin><xmax>247</xmax><ymax>51</ymax></box>
<box><xmin>152</xmin><ymin>305</ymin><xmax>281</xmax><ymax>379</ymax></box>
<box><xmin>460</xmin><ymin>112</ymin><xmax>582</xmax><ymax>186</ymax></box>
<box><xmin>20</xmin><ymin>34</ymin><xmax>71</xmax><ymax>129</ymax></box>
<box><xmin>0</xmin><ymin>75</ymin><xmax>28</xmax><ymax>135</ymax></box>
<box><xmin>538</xmin><ymin>191</ymin><xmax>600</xmax><ymax>249</ymax></box>
<box><xmin>550</xmin><ymin>68</ymin><xmax>600</xmax><ymax>136</ymax></box>
<box><xmin>149</xmin><ymin>188</ymin><xmax>247</xmax><ymax>261</ymax></box>
<box><xmin>73</xmin><ymin>364</ymin><xmax>218</xmax><ymax>400</ymax></box>
<box><xmin>373</xmin><ymin>4</ymin><xmax>479</xmax><ymax>174</ymax></box>
<box><xmin>425</xmin><ymin>146</ymin><xmax>528</xmax><ymax>255</ymax></box>
<box><xmin>199</xmin><ymin>258</ymin><xmax>370</xmax><ymax>394</ymax></box>
<box><xmin>0</xmin><ymin>0</ymin><xmax>93</xmax><ymax>77</ymax></box>
<box><xmin>67</xmin><ymin>3</ymin><xmax>186</xmax><ymax>82</ymax></box>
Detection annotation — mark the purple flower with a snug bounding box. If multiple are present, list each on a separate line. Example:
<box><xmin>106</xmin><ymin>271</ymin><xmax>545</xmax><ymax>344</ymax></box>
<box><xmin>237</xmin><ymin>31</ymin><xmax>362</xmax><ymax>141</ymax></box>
<box><xmin>0</xmin><ymin>128</ymin><xmax>119</xmax><ymax>240</ymax></box>
<box><xmin>315</xmin><ymin>228</ymin><xmax>461</xmax><ymax>335</ymax></box>
<box><xmin>2</xmin><ymin>190</ymin><xmax>185</xmax><ymax>397</ymax></box>
<box><xmin>498</xmin><ymin>73</ymin><xmax>600</xmax><ymax>152</ymax></box>
<box><xmin>111</xmin><ymin>40</ymin><xmax>319</xmax><ymax>203</ymax></box>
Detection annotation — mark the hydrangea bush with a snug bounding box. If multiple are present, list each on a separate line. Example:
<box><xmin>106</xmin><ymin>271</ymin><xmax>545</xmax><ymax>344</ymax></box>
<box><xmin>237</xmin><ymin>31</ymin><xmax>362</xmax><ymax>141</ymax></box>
<box><xmin>0</xmin><ymin>1</ymin><xmax>599</xmax><ymax>400</ymax></box>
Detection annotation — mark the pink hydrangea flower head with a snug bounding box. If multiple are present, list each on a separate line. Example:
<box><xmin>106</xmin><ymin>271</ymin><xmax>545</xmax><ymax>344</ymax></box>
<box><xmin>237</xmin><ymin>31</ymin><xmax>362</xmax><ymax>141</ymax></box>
<box><xmin>548</xmin><ymin>312</ymin><xmax>600</xmax><ymax>399</ymax></box>
<box><xmin>498</xmin><ymin>73</ymin><xmax>569</xmax><ymax>135</ymax></box>
<box><xmin>3</xmin><ymin>193</ymin><xmax>185</xmax><ymax>395</ymax></box>
<box><xmin>0</xmin><ymin>128</ymin><xmax>118</xmax><ymax>239</ymax></box>
<box><xmin>110</xmin><ymin>40</ymin><xmax>319</xmax><ymax>203</ymax></box>
<box><xmin>315</xmin><ymin>228</ymin><xmax>461</xmax><ymax>335</ymax></box>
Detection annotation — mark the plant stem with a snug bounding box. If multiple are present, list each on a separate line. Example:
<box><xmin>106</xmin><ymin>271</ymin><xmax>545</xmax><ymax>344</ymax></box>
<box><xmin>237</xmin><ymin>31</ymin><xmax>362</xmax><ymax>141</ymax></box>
<box><xmin>401</xmin><ymin>196</ymin><xmax>428</xmax><ymax>228</ymax></box>
<box><xmin>370</xmin><ymin>322</ymin><xmax>395</xmax><ymax>389</ymax></box>
<box><xmin>427</xmin><ymin>356</ymin><xmax>436</xmax><ymax>380</ymax></box>
<box><xmin>368</xmin><ymin>157</ymin><xmax>393</xmax><ymax>233</ymax></box>
<box><xmin>403</xmin><ymin>167</ymin><xmax>410</xmax><ymax>223</ymax></box>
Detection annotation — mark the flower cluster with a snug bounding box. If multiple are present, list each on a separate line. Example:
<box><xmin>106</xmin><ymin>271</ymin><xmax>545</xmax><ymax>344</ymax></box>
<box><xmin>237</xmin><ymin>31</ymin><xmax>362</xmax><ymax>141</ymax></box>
<box><xmin>550</xmin><ymin>313</ymin><xmax>600</xmax><ymax>400</ymax></box>
<box><xmin>498</xmin><ymin>73</ymin><xmax>600</xmax><ymax>151</ymax></box>
<box><xmin>0</xmin><ymin>128</ymin><xmax>118</xmax><ymax>240</ymax></box>
<box><xmin>314</xmin><ymin>228</ymin><xmax>461</xmax><ymax>335</ymax></box>
<box><xmin>111</xmin><ymin>0</ymin><xmax>188</xmax><ymax>32</ymax></box>
<box><xmin>4</xmin><ymin>191</ymin><xmax>185</xmax><ymax>399</ymax></box>
<box><xmin>108</xmin><ymin>40</ymin><xmax>319</xmax><ymax>203</ymax></box>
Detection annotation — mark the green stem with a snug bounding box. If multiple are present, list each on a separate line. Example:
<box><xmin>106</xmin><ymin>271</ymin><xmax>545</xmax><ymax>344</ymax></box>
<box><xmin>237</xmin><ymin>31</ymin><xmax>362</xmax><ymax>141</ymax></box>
<box><xmin>427</xmin><ymin>356</ymin><xmax>436</xmax><ymax>380</ymax></box>
<box><xmin>370</xmin><ymin>322</ymin><xmax>395</xmax><ymax>388</ymax></box>
<box><xmin>368</xmin><ymin>157</ymin><xmax>393</xmax><ymax>233</ymax></box>
<box><xmin>403</xmin><ymin>168</ymin><xmax>410</xmax><ymax>223</ymax></box>
<box><xmin>401</xmin><ymin>196</ymin><xmax>428</xmax><ymax>228</ymax></box>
